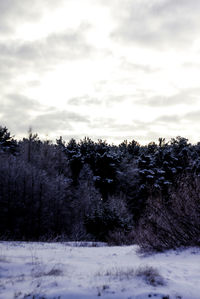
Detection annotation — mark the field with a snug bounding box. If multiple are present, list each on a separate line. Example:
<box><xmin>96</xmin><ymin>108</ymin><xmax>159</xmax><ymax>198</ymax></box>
<box><xmin>0</xmin><ymin>242</ymin><xmax>200</xmax><ymax>299</ymax></box>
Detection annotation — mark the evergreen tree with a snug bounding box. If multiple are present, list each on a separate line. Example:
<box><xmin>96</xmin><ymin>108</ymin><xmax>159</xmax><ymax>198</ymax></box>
<box><xmin>0</xmin><ymin>126</ymin><xmax>18</xmax><ymax>154</ymax></box>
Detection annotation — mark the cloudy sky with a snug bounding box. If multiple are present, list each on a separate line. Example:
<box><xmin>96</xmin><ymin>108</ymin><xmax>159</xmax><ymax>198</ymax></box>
<box><xmin>1</xmin><ymin>0</ymin><xmax>200</xmax><ymax>144</ymax></box>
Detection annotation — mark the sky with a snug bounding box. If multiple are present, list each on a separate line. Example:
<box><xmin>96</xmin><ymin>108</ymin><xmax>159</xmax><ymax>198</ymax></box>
<box><xmin>0</xmin><ymin>0</ymin><xmax>200</xmax><ymax>144</ymax></box>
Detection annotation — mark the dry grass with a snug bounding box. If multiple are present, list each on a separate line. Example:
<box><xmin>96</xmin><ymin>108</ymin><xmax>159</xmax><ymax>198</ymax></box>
<box><xmin>96</xmin><ymin>265</ymin><xmax>165</xmax><ymax>286</ymax></box>
<box><xmin>135</xmin><ymin>266</ymin><xmax>166</xmax><ymax>286</ymax></box>
<box><xmin>96</xmin><ymin>266</ymin><xmax>135</xmax><ymax>281</ymax></box>
<box><xmin>32</xmin><ymin>264</ymin><xmax>63</xmax><ymax>278</ymax></box>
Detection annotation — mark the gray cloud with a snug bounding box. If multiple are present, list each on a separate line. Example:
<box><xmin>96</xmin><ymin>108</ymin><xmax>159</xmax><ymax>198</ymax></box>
<box><xmin>68</xmin><ymin>95</ymin><xmax>102</xmax><ymax>106</ymax></box>
<box><xmin>155</xmin><ymin>115</ymin><xmax>181</xmax><ymax>124</ymax></box>
<box><xmin>184</xmin><ymin>110</ymin><xmax>200</xmax><ymax>122</ymax></box>
<box><xmin>0</xmin><ymin>0</ymin><xmax>38</xmax><ymax>34</ymax></box>
<box><xmin>33</xmin><ymin>110</ymin><xmax>89</xmax><ymax>132</ymax></box>
<box><xmin>154</xmin><ymin>110</ymin><xmax>200</xmax><ymax>126</ymax></box>
<box><xmin>120</xmin><ymin>57</ymin><xmax>160</xmax><ymax>73</ymax></box>
<box><xmin>68</xmin><ymin>94</ymin><xmax>131</xmax><ymax>107</ymax></box>
<box><xmin>136</xmin><ymin>88</ymin><xmax>200</xmax><ymax>107</ymax></box>
<box><xmin>105</xmin><ymin>95</ymin><xmax>129</xmax><ymax>106</ymax></box>
<box><xmin>1</xmin><ymin>93</ymin><xmax>40</xmax><ymax>116</ymax></box>
<box><xmin>0</xmin><ymin>0</ymin><xmax>64</xmax><ymax>35</ymax></box>
<box><xmin>0</xmin><ymin>93</ymin><xmax>42</xmax><ymax>133</ymax></box>
<box><xmin>0</xmin><ymin>25</ymin><xmax>93</xmax><ymax>70</ymax></box>
<box><xmin>89</xmin><ymin>117</ymin><xmax>152</xmax><ymax>133</ymax></box>
<box><xmin>0</xmin><ymin>93</ymin><xmax>89</xmax><ymax>136</ymax></box>
<box><xmin>111</xmin><ymin>0</ymin><xmax>200</xmax><ymax>49</ymax></box>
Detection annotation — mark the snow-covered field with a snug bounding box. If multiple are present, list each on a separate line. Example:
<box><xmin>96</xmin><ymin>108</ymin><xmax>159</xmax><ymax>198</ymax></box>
<box><xmin>0</xmin><ymin>242</ymin><xmax>200</xmax><ymax>299</ymax></box>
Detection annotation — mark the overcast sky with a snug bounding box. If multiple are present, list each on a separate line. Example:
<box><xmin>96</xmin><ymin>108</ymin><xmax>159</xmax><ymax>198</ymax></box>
<box><xmin>1</xmin><ymin>0</ymin><xmax>200</xmax><ymax>144</ymax></box>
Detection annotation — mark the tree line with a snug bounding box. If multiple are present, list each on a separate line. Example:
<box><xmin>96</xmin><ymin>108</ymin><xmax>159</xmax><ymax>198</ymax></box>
<box><xmin>1</xmin><ymin>126</ymin><xmax>200</xmax><ymax>250</ymax></box>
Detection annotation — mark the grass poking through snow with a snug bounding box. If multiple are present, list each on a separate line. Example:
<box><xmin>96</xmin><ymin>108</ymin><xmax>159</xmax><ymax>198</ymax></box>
<box><xmin>135</xmin><ymin>265</ymin><xmax>166</xmax><ymax>286</ymax></box>
<box><xmin>97</xmin><ymin>265</ymin><xmax>166</xmax><ymax>286</ymax></box>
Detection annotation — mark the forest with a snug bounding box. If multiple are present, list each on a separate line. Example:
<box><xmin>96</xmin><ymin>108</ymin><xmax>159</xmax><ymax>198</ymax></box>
<box><xmin>1</xmin><ymin>125</ymin><xmax>200</xmax><ymax>251</ymax></box>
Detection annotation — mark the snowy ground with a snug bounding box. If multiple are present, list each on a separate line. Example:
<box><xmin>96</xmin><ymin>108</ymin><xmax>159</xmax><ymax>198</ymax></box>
<box><xmin>0</xmin><ymin>242</ymin><xmax>200</xmax><ymax>299</ymax></box>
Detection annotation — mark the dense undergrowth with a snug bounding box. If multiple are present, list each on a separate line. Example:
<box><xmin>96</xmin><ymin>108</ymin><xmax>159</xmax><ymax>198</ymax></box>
<box><xmin>1</xmin><ymin>125</ymin><xmax>200</xmax><ymax>251</ymax></box>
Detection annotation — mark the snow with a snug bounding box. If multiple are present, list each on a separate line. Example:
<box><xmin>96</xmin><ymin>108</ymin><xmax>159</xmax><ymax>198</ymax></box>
<box><xmin>0</xmin><ymin>242</ymin><xmax>200</xmax><ymax>299</ymax></box>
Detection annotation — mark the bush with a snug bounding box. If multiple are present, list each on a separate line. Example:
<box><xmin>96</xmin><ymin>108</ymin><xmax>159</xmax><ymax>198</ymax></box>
<box><xmin>136</xmin><ymin>173</ymin><xmax>200</xmax><ymax>251</ymax></box>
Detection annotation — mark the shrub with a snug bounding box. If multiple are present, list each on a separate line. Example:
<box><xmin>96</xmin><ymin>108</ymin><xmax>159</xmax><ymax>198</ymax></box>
<box><xmin>136</xmin><ymin>173</ymin><xmax>200</xmax><ymax>251</ymax></box>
